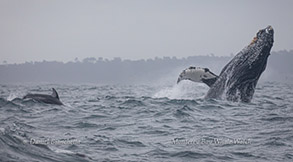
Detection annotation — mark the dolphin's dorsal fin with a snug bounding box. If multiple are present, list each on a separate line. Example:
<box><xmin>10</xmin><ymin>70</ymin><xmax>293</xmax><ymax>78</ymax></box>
<box><xmin>52</xmin><ymin>88</ymin><xmax>59</xmax><ymax>99</ymax></box>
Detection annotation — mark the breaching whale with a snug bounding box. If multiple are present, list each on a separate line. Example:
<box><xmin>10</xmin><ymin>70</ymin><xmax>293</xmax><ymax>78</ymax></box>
<box><xmin>177</xmin><ymin>26</ymin><xmax>274</xmax><ymax>102</ymax></box>
<box><xmin>23</xmin><ymin>88</ymin><xmax>63</xmax><ymax>105</ymax></box>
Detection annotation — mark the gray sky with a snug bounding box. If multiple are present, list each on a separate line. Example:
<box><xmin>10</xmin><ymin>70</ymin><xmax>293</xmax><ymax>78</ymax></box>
<box><xmin>0</xmin><ymin>0</ymin><xmax>293</xmax><ymax>64</ymax></box>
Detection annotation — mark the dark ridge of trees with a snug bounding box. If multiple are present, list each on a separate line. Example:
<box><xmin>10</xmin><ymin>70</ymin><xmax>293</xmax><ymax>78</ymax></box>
<box><xmin>0</xmin><ymin>50</ymin><xmax>292</xmax><ymax>84</ymax></box>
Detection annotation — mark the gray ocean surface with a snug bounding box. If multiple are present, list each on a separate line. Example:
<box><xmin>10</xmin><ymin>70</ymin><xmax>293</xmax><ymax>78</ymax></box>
<box><xmin>0</xmin><ymin>82</ymin><xmax>293</xmax><ymax>162</ymax></box>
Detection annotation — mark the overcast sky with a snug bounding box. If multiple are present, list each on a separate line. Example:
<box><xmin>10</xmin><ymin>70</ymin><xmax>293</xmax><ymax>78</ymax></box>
<box><xmin>0</xmin><ymin>0</ymin><xmax>292</xmax><ymax>63</ymax></box>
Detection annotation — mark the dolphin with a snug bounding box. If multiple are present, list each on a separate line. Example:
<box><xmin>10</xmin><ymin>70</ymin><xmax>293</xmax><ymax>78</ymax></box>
<box><xmin>177</xmin><ymin>26</ymin><xmax>274</xmax><ymax>102</ymax></box>
<box><xmin>23</xmin><ymin>88</ymin><xmax>63</xmax><ymax>105</ymax></box>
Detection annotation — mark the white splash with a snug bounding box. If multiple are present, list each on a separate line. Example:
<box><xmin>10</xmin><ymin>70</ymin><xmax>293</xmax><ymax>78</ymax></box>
<box><xmin>153</xmin><ymin>81</ymin><xmax>208</xmax><ymax>100</ymax></box>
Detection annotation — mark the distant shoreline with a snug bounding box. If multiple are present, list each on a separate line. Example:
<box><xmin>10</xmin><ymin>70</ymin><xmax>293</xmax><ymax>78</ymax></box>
<box><xmin>0</xmin><ymin>50</ymin><xmax>292</xmax><ymax>84</ymax></box>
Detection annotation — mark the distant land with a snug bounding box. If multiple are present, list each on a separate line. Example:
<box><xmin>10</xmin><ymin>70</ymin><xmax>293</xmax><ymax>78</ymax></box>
<box><xmin>0</xmin><ymin>50</ymin><xmax>292</xmax><ymax>84</ymax></box>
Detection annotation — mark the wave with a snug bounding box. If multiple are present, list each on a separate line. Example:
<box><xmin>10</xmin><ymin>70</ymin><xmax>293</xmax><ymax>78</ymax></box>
<box><xmin>0</xmin><ymin>127</ymin><xmax>90</xmax><ymax>162</ymax></box>
<box><xmin>1</xmin><ymin>82</ymin><xmax>293</xmax><ymax>161</ymax></box>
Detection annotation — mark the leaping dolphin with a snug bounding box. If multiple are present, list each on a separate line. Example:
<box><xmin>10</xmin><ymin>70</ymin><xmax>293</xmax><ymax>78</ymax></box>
<box><xmin>177</xmin><ymin>26</ymin><xmax>274</xmax><ymax>102</ymax></box>
<box><xmin>23</xmin><ymin>88</ymin><xmax>63</xmax><ymax>105</ymax></box>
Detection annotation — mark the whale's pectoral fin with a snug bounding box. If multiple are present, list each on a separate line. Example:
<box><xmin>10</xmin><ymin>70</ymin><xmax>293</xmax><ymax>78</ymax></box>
<box><xmin>51</xmin><ymin>88</ymin><xmax>60</xmax><ymax>99</ymax></box>
<box><xmin>177</xmin><ymin>66</ymin><xmax>218</xmax><ymax>87</ymax></box>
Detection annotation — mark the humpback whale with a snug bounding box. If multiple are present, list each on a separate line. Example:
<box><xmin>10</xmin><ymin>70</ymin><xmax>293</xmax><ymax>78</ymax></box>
<box><xmin>23</xmin><ymin>88</ymin><xmax>63</xmax><ymax>105</ymax></box>
<box><xmin>177</xmin><ymin>26</ymin><xmax>274</xmax><ymax>102</ymax></box>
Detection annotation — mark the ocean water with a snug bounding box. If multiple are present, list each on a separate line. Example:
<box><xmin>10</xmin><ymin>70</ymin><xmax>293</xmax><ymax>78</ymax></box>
<box><xmin>0</xmin><ymin>82</ymin><xmax>293</xmax><ymax>162</ymax></box>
